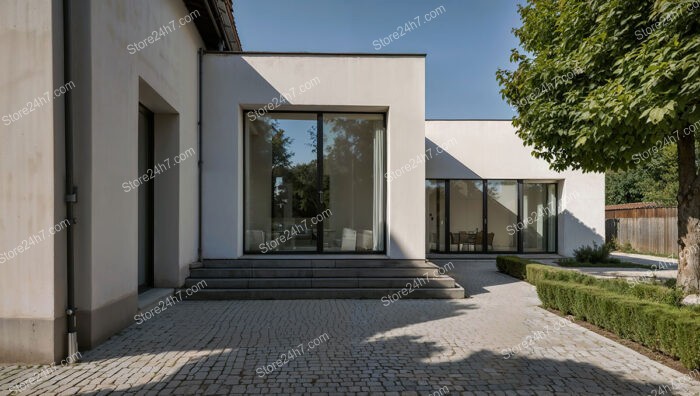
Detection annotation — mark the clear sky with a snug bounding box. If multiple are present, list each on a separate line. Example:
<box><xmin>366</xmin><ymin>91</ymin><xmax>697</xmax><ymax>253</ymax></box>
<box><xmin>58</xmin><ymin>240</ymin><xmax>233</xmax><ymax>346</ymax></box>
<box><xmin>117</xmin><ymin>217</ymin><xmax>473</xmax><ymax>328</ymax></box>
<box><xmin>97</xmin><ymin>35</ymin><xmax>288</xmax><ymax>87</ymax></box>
<box><xmin>234</xmin><ymin>0</ymin><xmax>523</xmax><ymax>120</ymax></box>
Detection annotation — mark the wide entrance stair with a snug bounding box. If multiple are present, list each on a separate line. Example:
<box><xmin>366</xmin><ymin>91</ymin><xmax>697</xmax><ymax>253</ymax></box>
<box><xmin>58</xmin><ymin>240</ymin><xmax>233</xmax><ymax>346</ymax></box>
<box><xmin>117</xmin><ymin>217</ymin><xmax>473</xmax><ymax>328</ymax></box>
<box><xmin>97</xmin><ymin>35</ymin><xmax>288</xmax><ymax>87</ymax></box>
<box><xmin>182</xmin><ymin>259</ymin><xmax>465</xmax><ymax>299</ymax></box>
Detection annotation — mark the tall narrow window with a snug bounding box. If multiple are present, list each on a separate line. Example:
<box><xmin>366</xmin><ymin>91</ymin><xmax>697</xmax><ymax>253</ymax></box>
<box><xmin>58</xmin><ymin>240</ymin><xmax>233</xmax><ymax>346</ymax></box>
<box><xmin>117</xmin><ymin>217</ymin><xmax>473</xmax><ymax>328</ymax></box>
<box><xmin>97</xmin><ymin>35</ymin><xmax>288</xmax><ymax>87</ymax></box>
<box><xmin>322</xmin><ymin>114</ymin><xmax>385</xmax><ymax>252</ymax></box>
<box><xmin>449</xmin><ymin>180</ymin><xmax>484</xmax><ymax>252</ymax></box>
<box><xmin>245</xmin><ymin>113</ymin><xmax>319</xmax><ymax>253</ymax></box>
<box><xmin>486</xmin><ymin>180</ymin><xmax>518</xmax><ymax>251</ymax></box>
<box><xmin>426</xmin><ymin>180</ymin><xmax>446</xmax><ymax>253</ymax></box>
<box><xmin>244</xmin><ymin>112</ymin><xmax>385</xmax><ymax>253</ymax></box>
<box><xmin>522</xmin><ymin>183</ymin><xmax>557</xmax><ymax>252</ymax></box>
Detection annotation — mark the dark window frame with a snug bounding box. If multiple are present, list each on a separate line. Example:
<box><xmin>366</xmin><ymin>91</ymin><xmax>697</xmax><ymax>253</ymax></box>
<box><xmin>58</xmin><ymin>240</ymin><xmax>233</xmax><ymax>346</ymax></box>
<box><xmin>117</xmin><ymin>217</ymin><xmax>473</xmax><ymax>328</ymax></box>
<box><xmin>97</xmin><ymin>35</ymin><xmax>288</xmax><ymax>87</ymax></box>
<box><xmin>427</xmin><ymin>178</ymin><xmax>558</xmax><ymax>254</ymax></box>
<box><xmin>242</xmin><ymin>110</ymin><xmax>388</xmax><ymax>255</ymax></box>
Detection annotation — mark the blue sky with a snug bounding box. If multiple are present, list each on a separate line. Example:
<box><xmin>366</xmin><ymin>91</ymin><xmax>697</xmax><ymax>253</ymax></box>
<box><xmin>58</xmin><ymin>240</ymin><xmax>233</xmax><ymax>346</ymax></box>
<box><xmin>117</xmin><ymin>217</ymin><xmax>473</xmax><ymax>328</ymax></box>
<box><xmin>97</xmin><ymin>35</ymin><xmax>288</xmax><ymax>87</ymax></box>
<box><xmin>234</xmin><ymin>0</ymin><xmax>523</xmax><ymax>119</ymax></box>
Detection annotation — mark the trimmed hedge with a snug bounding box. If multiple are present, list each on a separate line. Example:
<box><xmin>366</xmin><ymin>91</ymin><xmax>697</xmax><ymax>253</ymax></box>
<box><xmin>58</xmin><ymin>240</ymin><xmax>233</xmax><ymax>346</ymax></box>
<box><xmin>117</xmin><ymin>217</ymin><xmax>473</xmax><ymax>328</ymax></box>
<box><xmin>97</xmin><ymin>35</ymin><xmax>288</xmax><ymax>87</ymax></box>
<box><xmin>536</xmin><ymin>279</ymin><xmax>700</xmax><ymax>369</ymax></box>
<box><xmin>496</xmin><ymin>256</ymin><xmax>532</xmax><ymax>280</ymax></box>
<box><xmin>526</xmin><ymin>264</ymin><xmax>685</xmax><ymax>307</ymax></box>
<box><xmin>495</xmin><ymin>260</ymin><xmax>700</xmax><ymax>368</ymax></box>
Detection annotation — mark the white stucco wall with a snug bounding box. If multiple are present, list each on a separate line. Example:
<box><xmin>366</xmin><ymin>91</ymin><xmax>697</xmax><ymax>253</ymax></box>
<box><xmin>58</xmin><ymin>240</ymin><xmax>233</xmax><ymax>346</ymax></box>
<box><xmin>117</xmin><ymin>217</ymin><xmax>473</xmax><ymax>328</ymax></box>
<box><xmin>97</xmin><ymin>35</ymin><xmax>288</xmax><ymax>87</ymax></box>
<box><xmin>2</xmin><ymin>0</ymin><xmax>207</xmax><ymax>362</ymax></box>
<box><xmin>71</xmin><ymin>0</ymin><xmax>203</xmax><ymax>346</ymax></box>
<box><xmin>0</xmin><ymin>0</ymin><xmax>65</xmax><ymax>363</ymax></box>
<box><xmin>202</xmin><ymin>54</ymin><xmax>426</xmax><ymax>259</ymax></box>
<box><xmin>425</xmin><ymin>120</ymin><xmax>605</xmax><ymax>256</ymax></box>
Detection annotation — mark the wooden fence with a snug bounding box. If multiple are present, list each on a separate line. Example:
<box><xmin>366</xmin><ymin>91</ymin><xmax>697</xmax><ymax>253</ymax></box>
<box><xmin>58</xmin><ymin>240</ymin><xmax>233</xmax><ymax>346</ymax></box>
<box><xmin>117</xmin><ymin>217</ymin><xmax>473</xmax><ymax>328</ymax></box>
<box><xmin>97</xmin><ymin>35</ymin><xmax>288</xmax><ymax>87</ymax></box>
<box><xmin>605</xmin><ymin>205</ymin><xmax>678</xmax><ymax>256</ymax></box>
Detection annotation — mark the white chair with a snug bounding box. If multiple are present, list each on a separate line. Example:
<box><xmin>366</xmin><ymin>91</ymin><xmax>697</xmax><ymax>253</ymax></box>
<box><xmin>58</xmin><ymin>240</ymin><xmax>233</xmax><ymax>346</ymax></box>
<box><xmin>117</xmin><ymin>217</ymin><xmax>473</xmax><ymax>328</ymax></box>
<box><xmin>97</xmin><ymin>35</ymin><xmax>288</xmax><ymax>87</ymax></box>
<box><xmin>356</xmin><ymin>230</ymin><xmax>373</xmax><ymax>251</ymax></box>
<box><xmin>340</xmin><ymin>228</ymin><xmax>357</xmax><ymax>251</ymax></box>
<box><xmin>245</xmin><ymin>230</ymin><xmax>265</xmax><ymax>252</ymax></box>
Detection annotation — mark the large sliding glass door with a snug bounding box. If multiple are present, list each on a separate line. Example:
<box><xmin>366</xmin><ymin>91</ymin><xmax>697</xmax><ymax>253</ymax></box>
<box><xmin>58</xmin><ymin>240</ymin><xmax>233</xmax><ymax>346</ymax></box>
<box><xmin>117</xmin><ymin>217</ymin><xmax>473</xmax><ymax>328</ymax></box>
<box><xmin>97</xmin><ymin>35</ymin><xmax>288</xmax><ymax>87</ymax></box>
<box><xmin>245</xmin><ymin>113</ymin><xmax>319</xmax><ymax>253</ymax></box>
<box><xmin>322</xmin><ymin>114</ymin><xmax>385</xmax><ymax>252</ymax></box>
<box><xmin>244</xmin><ymin>112</ymin><xmax>385</xmax><ymax>254</ymax></box>
<box><xmin>426</xmin><ymin>179</ymin><xmax>557</xmax><ymax>253</ymax></box>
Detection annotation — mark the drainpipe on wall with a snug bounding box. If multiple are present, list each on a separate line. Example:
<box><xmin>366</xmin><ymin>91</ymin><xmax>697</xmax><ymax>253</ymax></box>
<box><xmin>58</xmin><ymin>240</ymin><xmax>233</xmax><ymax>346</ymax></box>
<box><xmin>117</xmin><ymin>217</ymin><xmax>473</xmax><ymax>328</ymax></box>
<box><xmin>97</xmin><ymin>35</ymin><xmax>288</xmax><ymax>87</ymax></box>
<box><xmin>63</xmin><ymin>0</ymin><xmax>79</xmax><ymax>363</ymax></box>
<box><xmin>197</xmin><ymin>48</ymin><xmax>203</xmax><ymax>263</ymax></box>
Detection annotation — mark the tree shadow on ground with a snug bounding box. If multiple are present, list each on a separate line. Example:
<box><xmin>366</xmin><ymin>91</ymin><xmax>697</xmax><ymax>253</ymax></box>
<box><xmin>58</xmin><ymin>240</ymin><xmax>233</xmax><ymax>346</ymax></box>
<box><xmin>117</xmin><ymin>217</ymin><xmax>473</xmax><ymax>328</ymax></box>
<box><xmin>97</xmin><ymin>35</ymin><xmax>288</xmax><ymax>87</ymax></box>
<box><xmin>12</xmin><ymin>260</ymin><xmax>685</xmax><ymax>395</ymax></box>
<box><xmin>77</xmin><ymin>334</ymin><xmax>666</xmax><ymax>395</ymax></box>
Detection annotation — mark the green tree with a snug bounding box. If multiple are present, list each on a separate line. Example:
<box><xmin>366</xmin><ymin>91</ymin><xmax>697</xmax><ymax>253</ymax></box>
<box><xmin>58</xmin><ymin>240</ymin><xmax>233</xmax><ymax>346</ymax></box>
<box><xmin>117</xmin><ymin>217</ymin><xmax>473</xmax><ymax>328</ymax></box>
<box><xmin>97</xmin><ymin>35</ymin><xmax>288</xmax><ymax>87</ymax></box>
<box><xmin>497</xmin><ymin>0</ymin><xmax>700</xmax><ymax>291</ymax></box>
<box><xmin>606</xmin><ymin>143</ymin><xmax>678</xmax><ymax>206</ymax></box>
<box><xmin>606</xmin><ymin>170</ymin><xmax>646</xmax><ymax>205</ymax></box>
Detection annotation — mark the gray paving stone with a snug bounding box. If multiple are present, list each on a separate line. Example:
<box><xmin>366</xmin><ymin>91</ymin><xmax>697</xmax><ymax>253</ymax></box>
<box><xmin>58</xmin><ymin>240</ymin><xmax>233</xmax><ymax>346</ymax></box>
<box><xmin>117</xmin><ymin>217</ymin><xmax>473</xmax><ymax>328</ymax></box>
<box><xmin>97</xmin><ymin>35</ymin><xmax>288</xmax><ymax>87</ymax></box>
<box><xmin>1</xmin><ymin>260</ymin><xmax>698</xmax><ymax>395</ymax></box>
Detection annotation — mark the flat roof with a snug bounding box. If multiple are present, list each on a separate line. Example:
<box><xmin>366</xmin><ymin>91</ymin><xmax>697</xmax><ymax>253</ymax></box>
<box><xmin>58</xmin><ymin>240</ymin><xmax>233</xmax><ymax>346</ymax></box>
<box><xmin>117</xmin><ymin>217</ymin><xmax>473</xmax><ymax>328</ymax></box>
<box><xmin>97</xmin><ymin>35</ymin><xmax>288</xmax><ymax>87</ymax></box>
<box><xmin>203</xmin><ymin>50</ymin><xmax>426</xmax><ymax>57</ymax></box>
<box><xmin>426</xmin><ymin>118</ymin><xmax>513</xmax><ymax>121</ymax></box>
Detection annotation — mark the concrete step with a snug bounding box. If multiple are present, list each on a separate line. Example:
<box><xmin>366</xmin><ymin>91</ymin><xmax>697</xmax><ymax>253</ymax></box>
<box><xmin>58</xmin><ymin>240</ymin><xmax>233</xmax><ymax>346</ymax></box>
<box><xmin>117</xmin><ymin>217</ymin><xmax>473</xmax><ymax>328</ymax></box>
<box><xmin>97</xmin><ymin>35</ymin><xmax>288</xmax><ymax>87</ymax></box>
<box><xmin>202</xmin><ymin>259</ymin><xmax>435</xmax><ymax>269</ymax></box>
<box><xmin>181</xmin><ymin>286</ymin><xmax>466</xmax><ymax>300</ymax></box>
<box><xmin>184</xmin><ymin>276</ymin><xmax>456</xmax><ymax>289</ymax></box>
<box><xmin>189</xmin><ymin>267</ymin><xmax>446</xmax><ymax>279</ymax></box>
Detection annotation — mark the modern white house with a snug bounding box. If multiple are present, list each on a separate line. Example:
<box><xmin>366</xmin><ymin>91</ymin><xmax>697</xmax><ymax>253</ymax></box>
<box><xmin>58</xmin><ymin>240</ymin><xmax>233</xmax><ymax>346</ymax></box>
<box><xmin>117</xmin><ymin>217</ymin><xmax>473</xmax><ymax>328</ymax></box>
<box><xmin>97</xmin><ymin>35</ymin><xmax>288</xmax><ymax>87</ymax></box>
<box><xmin>0</xmin><ymin>0</ymin><xmax>604</xmax><ymax>363</ymax></box>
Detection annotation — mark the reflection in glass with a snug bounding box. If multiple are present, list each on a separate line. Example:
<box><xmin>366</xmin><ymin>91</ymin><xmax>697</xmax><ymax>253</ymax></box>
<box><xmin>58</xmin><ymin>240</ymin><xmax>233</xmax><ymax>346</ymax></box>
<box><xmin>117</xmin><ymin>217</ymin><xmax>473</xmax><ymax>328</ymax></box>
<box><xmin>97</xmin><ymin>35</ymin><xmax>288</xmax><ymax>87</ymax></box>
<box><xmin>522</xmin><ymin>183</ymin><xmax>557</xmax><ymax>252</ymax></box>
<box><xmin>426</xmin><ymin>180</ymin><xmax>446</xmax><ymax>253</ymax></box>
<box><xmin>449</xmin><ymin>180</ymin><xmax>484</xmax><ymax>252</ymax></box>
<box><xmin>244</xmin><ymin>113</ymin><xmax>319</xmax><ymax>253</ymax></box>
<box><xmin>322</xmin><ymin>114</ymin><xmax>385</xmax><ymax>252</ymax></box>
<box><xmin>487</xmin><ymin>180</ymin><xmax>518</xmax><ymax>251</ymax></box>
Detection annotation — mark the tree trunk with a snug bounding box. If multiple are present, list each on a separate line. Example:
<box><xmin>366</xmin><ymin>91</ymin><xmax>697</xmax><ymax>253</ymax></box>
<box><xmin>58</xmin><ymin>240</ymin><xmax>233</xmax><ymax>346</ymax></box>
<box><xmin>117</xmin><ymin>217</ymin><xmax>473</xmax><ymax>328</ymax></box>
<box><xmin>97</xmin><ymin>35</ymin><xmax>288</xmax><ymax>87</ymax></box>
<box><xmin>676</xmin><ymin>129</ymin><xmax>700</xmax><ymax>293</ymax></box>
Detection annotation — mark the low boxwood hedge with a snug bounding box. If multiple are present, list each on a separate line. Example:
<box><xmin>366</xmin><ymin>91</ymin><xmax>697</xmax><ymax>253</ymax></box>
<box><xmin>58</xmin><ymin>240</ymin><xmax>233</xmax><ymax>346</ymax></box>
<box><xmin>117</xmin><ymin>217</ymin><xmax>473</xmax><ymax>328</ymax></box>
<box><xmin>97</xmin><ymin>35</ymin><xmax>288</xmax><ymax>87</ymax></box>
<box><xmin>496</xmin><ymin>256</ymin><xmax>533</xmax><ymax>280</ymax></box>
<box><xmin>526</xmin><ymin>264</ymin><xmax>685</xmax><ymax>307</ymax></box>
<box><xmin>496</xmin><ymin>259</ymin><xmax>700</xmax><ymax>369</ymax></box>
<box><xmin>536</xmin><ymin>279</ymin><xmax>700</xmax><ymax>369</ymax></box>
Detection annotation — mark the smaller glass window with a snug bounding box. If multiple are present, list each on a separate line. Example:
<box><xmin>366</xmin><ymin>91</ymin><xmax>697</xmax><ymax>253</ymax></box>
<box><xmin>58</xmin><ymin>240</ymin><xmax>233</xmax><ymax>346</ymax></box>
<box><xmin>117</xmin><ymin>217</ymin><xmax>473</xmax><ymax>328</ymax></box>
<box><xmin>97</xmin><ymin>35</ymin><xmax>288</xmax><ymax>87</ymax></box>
<box><xmin>521</xmin><ymin>183</ymin><xmax>557</xmax><ymax>253</ymax></box>
<box><xmin>486</xmin><ymin>180</ymin><xmax>518</xmax><ymax>251</ymax></box>
<box><xmin>449</xmin><ymin>180</ymin><xmax>484</xmax><ymax>252</ymax></box>
<box><xmin>426</xmin><ymin>180</ymin><xmax>446</xmax><ymax>253</ymax></box>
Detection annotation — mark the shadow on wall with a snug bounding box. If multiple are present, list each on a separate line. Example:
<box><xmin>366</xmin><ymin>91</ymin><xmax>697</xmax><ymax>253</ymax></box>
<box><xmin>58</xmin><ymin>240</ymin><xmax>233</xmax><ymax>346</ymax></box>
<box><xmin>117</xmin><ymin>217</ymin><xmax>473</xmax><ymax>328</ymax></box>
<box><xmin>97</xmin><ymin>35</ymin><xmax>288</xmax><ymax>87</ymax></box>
<box><xmin>424</xmin><ymin>137</ymin><xmax>482</xmax><ymax>179</ymax></box>
<box><xmin>202</xmin><ymin>56</ymin><xmax>314</xmax><ymax>258</ymax></box>
<box><xmin>559</xmin><ymin>209</ymin><xmax>605</xmax><ymax>256</ymax></box>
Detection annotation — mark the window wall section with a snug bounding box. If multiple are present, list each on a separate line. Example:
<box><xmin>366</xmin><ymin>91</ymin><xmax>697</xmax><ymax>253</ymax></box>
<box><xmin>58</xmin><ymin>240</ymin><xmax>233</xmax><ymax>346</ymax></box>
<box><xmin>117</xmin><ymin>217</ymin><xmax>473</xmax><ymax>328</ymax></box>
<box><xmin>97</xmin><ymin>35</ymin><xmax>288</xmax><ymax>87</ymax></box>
<box><xmin>322</xmin><ymin>114</ymin><xmax>385</xmax><ymax>252</ymax></box>
<box><xmin>425</xmin><ymin>179</ymin><xmax>557</xmax><ymax>254</ymax></box>
<box><xmin>244</xmin><ymin>112</ymin><xmax>386</xmax><ymax>254</ymax></box>
<box><xmin>244</xmin><ymin>113</ymin><xmax>320</xmax><ymax>253</ymax></box>
<box><xmin>426</xmin><ymin>180</ymin><xmax>446</xmax><ymax>253</ymax></box>
<box><xmin>449</xmin><ymin>180</ymin><xmax>484</xmax><ymax>252</ymax></box>
<box><xmin>486</xmin><ymin>180</ymin><xmax>519</xmax><ymax>251</ymax></box>
<box><xmin>521</xmin><ymin>183</ymin><xmax>557</xmax><ymax>252</ymax></box>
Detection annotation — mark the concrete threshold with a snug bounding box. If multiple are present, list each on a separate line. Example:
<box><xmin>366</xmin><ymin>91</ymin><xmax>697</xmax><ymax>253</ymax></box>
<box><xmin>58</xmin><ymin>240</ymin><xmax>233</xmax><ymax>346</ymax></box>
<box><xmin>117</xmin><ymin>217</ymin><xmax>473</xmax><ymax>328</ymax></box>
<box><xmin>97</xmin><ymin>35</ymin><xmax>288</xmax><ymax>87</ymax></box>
<box><xmin>137</xmin><ymin>288</ymin><xmax>175</xmax><ymax>312</ymax></box>
<box><xmin>428</xmin><ymin>253</ymin><xmax>564</xmax><ymax>260</ymax></box>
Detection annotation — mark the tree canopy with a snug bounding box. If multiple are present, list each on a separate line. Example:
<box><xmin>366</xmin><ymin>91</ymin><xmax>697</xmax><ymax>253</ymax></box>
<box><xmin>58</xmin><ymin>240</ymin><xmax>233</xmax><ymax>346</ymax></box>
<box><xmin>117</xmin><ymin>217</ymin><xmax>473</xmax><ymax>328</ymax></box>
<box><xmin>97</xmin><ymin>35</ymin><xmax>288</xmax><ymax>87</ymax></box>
<box><xmin>497</xmin><ymin>0</ymin><xmax>700</xmax><ymax>291</ymax></box>
<box><xmin>497</xmin><ymin>0</ymin><xmax>700</xmax><ymax>173</ymax></box>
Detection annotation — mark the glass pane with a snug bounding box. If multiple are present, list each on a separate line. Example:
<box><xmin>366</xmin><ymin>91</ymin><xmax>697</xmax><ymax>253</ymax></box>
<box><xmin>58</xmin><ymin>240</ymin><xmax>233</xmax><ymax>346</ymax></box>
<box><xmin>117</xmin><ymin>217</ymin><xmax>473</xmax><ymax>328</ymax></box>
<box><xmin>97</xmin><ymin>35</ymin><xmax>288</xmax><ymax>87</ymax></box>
<box><xmin>244</xmin><ymin>113</ymin><xmax>320</xmax><ymax>253</ymax></box>
<box><xmin>547</xmin><ymin>184</ymin><xmax>557</xmax><ymax>251</ymax></box>
<box><xmin>449</xmin><ymin>180</ymin><xmax>484</xmax><ymax>252</ymax></box>
<box><xmin>521</xmin><ymin>183</ymin><xmax>557</xmax><ymax>252</ymax></box>
<box><xmin>487</xmin><ymin>180</ymin><xmax>518</xmax><ymax>251</ymax></box>
<box><xmin>426</xmin><ymin>180</ymin><xmax>446</xmax><ymax>253</ymax></box>
<box><xmin>322</xmin><ymin>114</ymin><xmax>385</xmax><ymax>252</ymax></box>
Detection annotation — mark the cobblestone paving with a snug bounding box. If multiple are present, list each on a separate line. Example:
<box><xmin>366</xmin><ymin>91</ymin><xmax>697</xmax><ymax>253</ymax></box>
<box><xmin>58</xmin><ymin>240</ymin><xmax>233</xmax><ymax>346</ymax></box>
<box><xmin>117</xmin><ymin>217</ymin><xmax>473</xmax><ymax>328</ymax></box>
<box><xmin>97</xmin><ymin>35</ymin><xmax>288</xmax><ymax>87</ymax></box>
<box><xmin>1</xmin><ymin>260</ymin><xmax>699</xmax><ymax>395</ymax></box>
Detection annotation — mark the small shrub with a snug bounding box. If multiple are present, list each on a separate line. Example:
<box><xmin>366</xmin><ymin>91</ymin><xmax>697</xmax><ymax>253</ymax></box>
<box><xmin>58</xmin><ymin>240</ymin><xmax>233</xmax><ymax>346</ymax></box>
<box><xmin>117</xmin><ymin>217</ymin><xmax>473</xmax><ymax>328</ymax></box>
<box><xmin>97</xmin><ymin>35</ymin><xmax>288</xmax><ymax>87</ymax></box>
<box><xmin>573</xmin><ymin>242</ymin><xmax>611</xmax><ymax>263</ymax></box>
<box><xmin>621</xmin><ymin>242</ymin><xmax>634</xmax><ymax>253</ymax></box>
<box><xmin>606</xmin><ymin>237</ymin><xmax>619</xmax><ymax>251</ymax></box>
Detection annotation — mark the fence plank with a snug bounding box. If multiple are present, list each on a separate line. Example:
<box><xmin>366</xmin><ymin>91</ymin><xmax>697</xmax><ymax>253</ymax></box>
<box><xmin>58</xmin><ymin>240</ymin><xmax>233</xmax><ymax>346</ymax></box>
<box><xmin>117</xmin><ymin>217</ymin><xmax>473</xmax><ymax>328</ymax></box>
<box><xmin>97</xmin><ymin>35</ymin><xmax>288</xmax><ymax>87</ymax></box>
<box><xmin>605</xmin><ymin>206</ymin><xmax>678</xmax><ymax>256</ymax></box>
